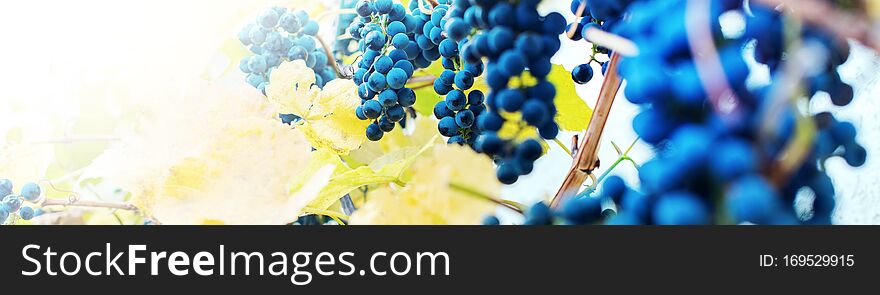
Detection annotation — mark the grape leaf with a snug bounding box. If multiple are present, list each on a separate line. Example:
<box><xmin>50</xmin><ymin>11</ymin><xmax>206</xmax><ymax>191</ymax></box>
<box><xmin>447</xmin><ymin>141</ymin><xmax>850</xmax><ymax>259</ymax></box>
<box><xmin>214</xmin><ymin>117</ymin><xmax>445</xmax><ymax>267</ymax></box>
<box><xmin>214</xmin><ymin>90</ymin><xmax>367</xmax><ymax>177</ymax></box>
<box><xmin>267</xmin><ymin>61</ymin><xmax>370</xmax><ymax>154</ymax></box>
<box><xmin>350</xmin><ymin>144</ymin><xmax>498</xmax><ymax>225</ymax></box>
<box><xmin>347</xmin><ymin>115</ymin><xmax>442</xmax><ymax>167</ymax></box>
<box><xmin>548</xmin><ymin>64</ymin><xmax>593</xmax><ymax>131</ymax></box>
<box><xmin>299</xmin><ymin>135</ymin><xmax>438</xmax><ymax>211</ymax></box>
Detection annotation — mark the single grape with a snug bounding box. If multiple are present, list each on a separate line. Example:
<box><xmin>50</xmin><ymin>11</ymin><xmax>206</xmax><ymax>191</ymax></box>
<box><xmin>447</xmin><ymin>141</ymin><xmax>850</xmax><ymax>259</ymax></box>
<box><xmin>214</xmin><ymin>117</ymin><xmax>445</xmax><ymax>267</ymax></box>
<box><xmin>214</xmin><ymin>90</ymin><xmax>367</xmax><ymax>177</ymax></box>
<box><xmin>571</xmin><ymin>63</ymin><xmax>594</xmax><ymax>84</ymax></box>
<box><xmin>366</xmin><ymin>123</ymin><xmax>384</xmax><ymax>141</ymax></box>
<box><xmin>3</xmin><ymin>195</ymin><xmax>23</xmax><ymax>212</ymax></box>
<box><xmin>21</xmin><ymin>182</ymin><xmax>41</xmax><ymax>202</ymax></box>
<box><xmin>18</xmin><ymin>206</ymin><xmax>35</xmax><ymax>221</ymax></box>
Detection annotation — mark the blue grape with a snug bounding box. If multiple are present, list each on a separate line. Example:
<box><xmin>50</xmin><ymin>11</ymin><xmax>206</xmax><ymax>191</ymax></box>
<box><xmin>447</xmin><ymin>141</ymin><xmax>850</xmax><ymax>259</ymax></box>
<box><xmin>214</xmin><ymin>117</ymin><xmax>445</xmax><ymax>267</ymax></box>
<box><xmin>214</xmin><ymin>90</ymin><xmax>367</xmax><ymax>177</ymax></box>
<box><xmin>482</xmin><ymin>215</ymin><xmax>501</xmax><ymax>225</ymax></box>
<box><xmin>20</xmin><ymin>182</ymin><xmax>41</xmax><ymax>202</ymax></box>
<box><xmin>571</xmin><ymin>63</ymin><xmax>594</xmax><ymax>84</ymax></box>
<box><xmin>561</xmin><ymin>196</ymin><xmax>603</xmax><ymax>225</ymax></box>
<box><xmin>445</xmin><ymin>90</ymin><xmax>467</xmax><ymax>111</ymax></box>
<box><xmin>438</xmin><ymin>117</ymin><xmax>460</xmax><ymax>137</ymax></box>
<box><xmin>366</xmin><ymin>123</ymin><xmax>384</xmax><ymax>141</ymax></box>
<box><xmin>455</xmin><ymin>110</ymin><xmax>475</xmax><ymax>128</ymax></box>
<box><xmin>727</xmin><ymin>176</ymin><xmax>779</xmax><ymax>224</ymax></box>
<box><xmin>523</xmin><ymin>202</ymin><xmax>553</xmax><ymax>225</ymax></box>
<box><xmin>18</xmin><ymin>206</ymin><xmax>35</xmax><ymax>221</ymax></box>
<box><xmin>653</xmin><ymin>192</ymin><xmax>709</xmax><ymax>225</ymax></box>
<box><xmin>386</xmin><ymin>68</ymin><xmax>408</xmax><ymax>90</ymax></box>
<box><xmin>363</xmin><ymin>100</ymin><xmax>383</xmax><ymax>119</ymax></box>
<box><xmin>3</xmin><ymin>195</ymin><xmax>22</xmax><ymax>212</ymax></box>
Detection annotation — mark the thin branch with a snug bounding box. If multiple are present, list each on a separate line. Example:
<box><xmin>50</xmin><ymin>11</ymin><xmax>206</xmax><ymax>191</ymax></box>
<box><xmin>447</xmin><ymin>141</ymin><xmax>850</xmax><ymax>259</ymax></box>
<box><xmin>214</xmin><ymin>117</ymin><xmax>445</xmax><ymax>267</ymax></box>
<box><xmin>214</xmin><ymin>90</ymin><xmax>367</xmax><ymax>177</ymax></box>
<box><xmin>752</xmin><ymin>0</ymin><xmax>880</xmax><ymax>52</ymax></box>
<box><xmin>551</xmin><ymin>53</ymin><xmax>623</xmax><ymax>209</ymax></box>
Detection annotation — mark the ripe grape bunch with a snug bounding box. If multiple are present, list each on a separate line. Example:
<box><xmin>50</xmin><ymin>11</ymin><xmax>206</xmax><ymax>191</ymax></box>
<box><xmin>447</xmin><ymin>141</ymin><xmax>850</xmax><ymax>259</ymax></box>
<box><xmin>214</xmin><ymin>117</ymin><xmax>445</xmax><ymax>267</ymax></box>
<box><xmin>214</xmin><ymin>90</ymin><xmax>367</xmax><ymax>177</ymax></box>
<box><xmin>459</xmin><ymin>0</ymin><xmax>567</xmax><ymax>184</ymax></box>
<box><xmin>0</xmin><ymin>179</ymin><xmax>44</xmax><ymax>224</ymax></box>
<box><xmin>237</xmin><ymin>6</ymin><xmax>335</xmax><ymax>95</ymax></box>
<box><xmin>555</xmin><ymin>0</ymin><xmax>865</xmax><ymax>225</ymax></box>
<box><xmin>348</xmin><ymin>0</ymin><xmax>422</xmax><ymax>141</ymax></box>
<box><xmin>415</xmin><ymin>0</ymin><xmax>487</xmax><ymax>147</ymax></box>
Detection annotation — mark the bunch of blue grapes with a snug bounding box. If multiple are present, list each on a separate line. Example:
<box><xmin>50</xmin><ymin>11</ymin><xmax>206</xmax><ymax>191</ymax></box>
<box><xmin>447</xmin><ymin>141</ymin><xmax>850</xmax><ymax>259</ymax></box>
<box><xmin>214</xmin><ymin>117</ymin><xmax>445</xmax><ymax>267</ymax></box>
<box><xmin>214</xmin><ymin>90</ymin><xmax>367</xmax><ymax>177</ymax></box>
<box><xmin>449</xmin><ymin>0</ymin><xmax>566</xmax><ymax>184</ymax></box>
<box><xmin>590</xmin><ymin>0</ymin><xmax>864</xmax><ymax>225</ymax></box>
<box><xmin>237</xmin><ymin>7</ymin><xmax>336</xmax><ymax>95</ymax></box>
<box><xmin>415</xmin><ymin>1</ymin><xmax>488</xmax><ymax>147</ymax></box>
<box><xmin>1</xmin><ymin>179</ymin><xmax>44</xmax><ymax>224</ymax></box>
<box><xmin>348</xmin><ymin>0</ymin><xmax>423</xmax><ymax>141</ymax></box>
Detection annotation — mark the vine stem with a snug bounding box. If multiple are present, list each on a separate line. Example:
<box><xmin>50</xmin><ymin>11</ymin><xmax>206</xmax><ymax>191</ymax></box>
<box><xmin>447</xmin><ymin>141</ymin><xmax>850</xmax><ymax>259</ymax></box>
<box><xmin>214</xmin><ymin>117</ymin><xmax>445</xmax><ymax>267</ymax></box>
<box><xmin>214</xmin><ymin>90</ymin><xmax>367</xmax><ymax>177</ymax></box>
<box><xmin>551</xmin><ymin>53</ymin><xmax>623</xmax><ymax>209</ymax></box>
<box><xmin>752</xmin><ymin>0</ymin><xmax>880</xmax><ymax>52</ymax></box>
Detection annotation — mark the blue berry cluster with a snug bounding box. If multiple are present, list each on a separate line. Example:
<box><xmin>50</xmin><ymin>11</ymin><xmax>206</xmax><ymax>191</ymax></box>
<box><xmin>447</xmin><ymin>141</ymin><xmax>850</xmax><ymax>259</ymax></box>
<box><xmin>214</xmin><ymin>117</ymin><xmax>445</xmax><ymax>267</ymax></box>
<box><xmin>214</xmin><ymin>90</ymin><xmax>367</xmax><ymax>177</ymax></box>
<box><xmin>421</xmin><ymin>0</ymin><xmax>488</xmax><ymax>147</ymax></box>
<box><xmin>454</xmin><ymin>0</ymin><xmax>566</xmax><ymax>184</ymax></box>
<box><xmin>348</xmin><ymin>0</ymin><xmax>422</xmax><ymax>141</ymax></box>
<box><xmin>603</xmin><ymin>0</ymin><xmax>866</xmax><ymax>225</ymax></box>
<box><xmin>237</xmin><ymin>7</ymin><xmax>335</xmax><ymax>95</ymax></box>
<box><xmin>1</xmin><ymin>179</ymin><xmax>43</xmax><ymax>224</ymax></box>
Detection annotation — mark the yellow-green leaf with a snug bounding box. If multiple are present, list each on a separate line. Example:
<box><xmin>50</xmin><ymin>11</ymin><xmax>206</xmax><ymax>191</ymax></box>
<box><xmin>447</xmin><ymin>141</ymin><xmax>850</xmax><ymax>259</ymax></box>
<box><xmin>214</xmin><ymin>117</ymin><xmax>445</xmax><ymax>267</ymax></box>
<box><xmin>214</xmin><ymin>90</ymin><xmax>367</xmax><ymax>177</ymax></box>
<box><xmin>350</xmin><ymin>144</ymin><xmax>498</xmax><ymax>225</ymax></box>
<box><xmin>548</xmin><ymin>64</ymin><xmax>592</xmax><ymax>131</ymax></box>
<box><xmin>267</xmin><ymin>61</ymin><xmax>370</xmax><ymax>154</ymax></box>
<box><xmin>302</xmin><ymin>135</ymin><xmax>438</xmax><ymax>211</ymax></box>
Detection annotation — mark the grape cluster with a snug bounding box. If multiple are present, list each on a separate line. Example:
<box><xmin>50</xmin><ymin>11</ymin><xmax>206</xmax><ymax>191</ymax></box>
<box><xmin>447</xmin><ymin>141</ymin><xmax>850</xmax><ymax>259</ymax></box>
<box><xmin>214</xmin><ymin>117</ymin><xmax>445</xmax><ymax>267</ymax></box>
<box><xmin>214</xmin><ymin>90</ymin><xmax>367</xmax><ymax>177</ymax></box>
<box><xmin>419</xmin><ymin>1</ymin><xmax>488</xmax><ymax>147</ymax></box>
<box><xmin>599</xmin><ymin>0</ymin><xmax>866</xmax><ymax>225</ymax></box>
<box><xmin>237</xmin><ymin>7</ymin><xmax>335</xmax><ymax>95</ymax></box>
<box><xmin>453</xmin><ymin>0</ymin><xmax>566</xmax><ymax>184</ymax></box>
<box><xmin>1</xmin><ymin>179</ymin><xmax>44</xmax><ymax>224</ymax></box>
<box><xmin>348</xmin><ymin>0</ymin><xmax>423</xmax><ymax>141</ymax></box>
